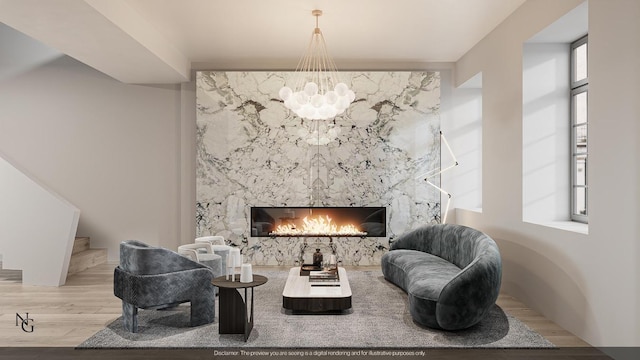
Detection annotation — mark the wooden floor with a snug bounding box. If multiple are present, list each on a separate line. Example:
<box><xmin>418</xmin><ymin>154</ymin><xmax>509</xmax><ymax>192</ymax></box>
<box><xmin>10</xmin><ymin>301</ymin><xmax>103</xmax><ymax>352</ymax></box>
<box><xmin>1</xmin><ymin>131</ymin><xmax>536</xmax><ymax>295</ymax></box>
<box><xmin>0</xmin><ymin>263</ymin><xmax>590</xmax><ymax>348</ymax></box>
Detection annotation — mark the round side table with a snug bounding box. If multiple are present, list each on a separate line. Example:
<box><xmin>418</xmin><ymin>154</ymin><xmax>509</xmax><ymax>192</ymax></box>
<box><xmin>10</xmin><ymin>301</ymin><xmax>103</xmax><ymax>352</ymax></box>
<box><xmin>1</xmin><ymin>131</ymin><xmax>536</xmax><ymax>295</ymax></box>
<box><xmin>211</xmin><ymin>274</ymin><xmax>268</xmax><ymax>341</ymax></box>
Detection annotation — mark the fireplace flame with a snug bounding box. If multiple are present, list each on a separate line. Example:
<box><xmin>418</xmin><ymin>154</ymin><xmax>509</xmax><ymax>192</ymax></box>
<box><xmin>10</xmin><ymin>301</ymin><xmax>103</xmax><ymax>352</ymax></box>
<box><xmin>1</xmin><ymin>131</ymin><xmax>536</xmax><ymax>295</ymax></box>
<box><xmin>270</xmin><ymin>215</ymin><xmax>367</xmax><ymax>237</ymax></box>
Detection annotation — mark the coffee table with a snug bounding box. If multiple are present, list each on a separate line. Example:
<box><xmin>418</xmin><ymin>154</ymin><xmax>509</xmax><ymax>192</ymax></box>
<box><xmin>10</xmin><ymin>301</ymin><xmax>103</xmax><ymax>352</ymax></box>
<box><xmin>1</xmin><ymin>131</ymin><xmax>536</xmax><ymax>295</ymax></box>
<box><xmin>282</xmin><ymin>267</ymin><xmax>352</xmax><ymax>312</ymax></box>
<box><xmin>212</xmin><ymin>274</ymin><xmax>268</xmax><ymax>341</ymax></box>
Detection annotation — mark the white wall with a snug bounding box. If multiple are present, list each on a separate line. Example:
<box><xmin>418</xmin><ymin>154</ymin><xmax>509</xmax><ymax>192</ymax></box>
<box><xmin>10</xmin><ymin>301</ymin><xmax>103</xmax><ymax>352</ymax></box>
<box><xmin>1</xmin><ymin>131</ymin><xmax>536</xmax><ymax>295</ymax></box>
<box><xmin>0</xmin><ymin>154</ymin><xmax>80</xmax><ymax>286</ymax></box>
<box><xmin>441</xmin><ymin>72</ymin><xmax>483</xmax><ymax>221</ymax></box>
<box><xmin>0</xmin><ymin>51</ymin><xmax>185</xmax><ymax>261</ymax></box>
<box><xmin>522</xmin><ymin>43</ymin><xmax>570</xmax><ymax>223</ymax></box>
<box><xmin>453</xmin><ymin>0</ymin><xmax>640</xmax><ymax>347</ymax></box>
<box><xmin>0</xmin><ymin>23</ymin><xmax>61</xmax><ymax>82</ymax></box>
<box><xmin>179</xmin><ymin>79</ymin><xmax>197</xmax><ymax>252</ymax></box>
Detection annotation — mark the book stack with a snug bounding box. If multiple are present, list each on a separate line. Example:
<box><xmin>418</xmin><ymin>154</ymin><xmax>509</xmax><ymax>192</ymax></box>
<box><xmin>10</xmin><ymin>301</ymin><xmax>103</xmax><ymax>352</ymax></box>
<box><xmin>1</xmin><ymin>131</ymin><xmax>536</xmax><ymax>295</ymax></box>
<box><xmin>308</xmin><ymin>270</ymin><xmax>339</xmax><ymax>283</ymax></box>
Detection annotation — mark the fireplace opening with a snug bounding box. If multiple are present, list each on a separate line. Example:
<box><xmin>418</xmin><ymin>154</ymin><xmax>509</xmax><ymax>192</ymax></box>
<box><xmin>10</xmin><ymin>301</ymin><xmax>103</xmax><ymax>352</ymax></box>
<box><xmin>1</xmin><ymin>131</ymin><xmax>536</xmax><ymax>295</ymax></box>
<box><xmin>251</xmin><ymin>207</ymin><xmax>386</xmax><ymax>237</ymax></box>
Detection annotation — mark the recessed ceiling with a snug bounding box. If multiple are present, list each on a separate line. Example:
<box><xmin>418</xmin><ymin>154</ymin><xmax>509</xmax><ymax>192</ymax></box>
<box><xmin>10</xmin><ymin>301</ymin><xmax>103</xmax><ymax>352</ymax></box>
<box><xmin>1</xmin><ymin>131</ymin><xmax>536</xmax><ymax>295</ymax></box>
<box><xmin>0</xmin><ymin>0</ymin><xmax>526</xmax><ymax>83</ymax></box>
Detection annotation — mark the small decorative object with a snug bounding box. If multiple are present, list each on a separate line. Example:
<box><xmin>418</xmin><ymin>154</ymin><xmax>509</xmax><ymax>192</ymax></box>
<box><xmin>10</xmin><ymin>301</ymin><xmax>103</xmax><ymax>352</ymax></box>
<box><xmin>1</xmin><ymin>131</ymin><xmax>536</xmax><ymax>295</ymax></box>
<box><xmin>227</xmin><ymin>247</ymin><xmax>242</xmax><ymax>281</ymax></box>
<box><xmin>353</xmin><ymin>250</ymin><xmax>362</xmax><ymax>266</ymax></box>
<box><xmin>300</xmin><ymin>263</ymin><xmax>321</xmax><ymax>276</ymax></box>
<box><xmin>275</xmin><ymin>250</ymin><xmax>284</xmax><ymax>265</ymax></box>
<box><xmin>312</xmin><ymin>248</ymin><xmax>323</xmax><ymax>267</ymax></box>
<box><xmin>240</xmin><ymin>263</ymin><xmax>253</xmax><ymax>283</ymax></box>
<box><xmin>328</xmin><ymin>254</ymin><xmax>337</xmax><ymax>270</ymax></box>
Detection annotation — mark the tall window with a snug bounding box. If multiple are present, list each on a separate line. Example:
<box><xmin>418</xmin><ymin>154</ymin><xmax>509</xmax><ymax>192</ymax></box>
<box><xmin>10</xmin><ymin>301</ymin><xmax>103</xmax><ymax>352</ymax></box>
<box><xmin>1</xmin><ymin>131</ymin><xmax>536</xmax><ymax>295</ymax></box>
<box><xmin>571</xmin><ymin>35</ymin><xmax>588</xmax><ymax>223</ymax></box>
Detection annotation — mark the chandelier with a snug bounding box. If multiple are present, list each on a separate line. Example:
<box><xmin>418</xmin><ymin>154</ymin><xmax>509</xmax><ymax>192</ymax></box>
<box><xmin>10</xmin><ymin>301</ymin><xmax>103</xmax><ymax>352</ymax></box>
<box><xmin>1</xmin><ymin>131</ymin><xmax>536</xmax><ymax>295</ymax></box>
<box><xmin>279</xmin><ymin>9</ymin><xmax>355</xmax><ymax>121</ymax></box>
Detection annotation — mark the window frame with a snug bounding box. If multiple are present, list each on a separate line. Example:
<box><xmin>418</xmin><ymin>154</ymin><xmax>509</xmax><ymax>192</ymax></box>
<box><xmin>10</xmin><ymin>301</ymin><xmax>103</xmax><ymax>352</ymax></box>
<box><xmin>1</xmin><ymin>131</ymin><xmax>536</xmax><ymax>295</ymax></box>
<box><xmin>570</xmin><ymin>35</ymin><xmax>588</xmax><ymax>223</ymax></box>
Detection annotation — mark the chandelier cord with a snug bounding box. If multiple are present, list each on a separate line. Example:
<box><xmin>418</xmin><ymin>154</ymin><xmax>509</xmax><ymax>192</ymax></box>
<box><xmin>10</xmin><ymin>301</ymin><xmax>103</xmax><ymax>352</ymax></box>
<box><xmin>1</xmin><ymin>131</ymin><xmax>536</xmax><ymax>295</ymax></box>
<box><xmin>316</xmin><ymin>122</ymin><xmax>320</xmax><ymax>203</ymax></box>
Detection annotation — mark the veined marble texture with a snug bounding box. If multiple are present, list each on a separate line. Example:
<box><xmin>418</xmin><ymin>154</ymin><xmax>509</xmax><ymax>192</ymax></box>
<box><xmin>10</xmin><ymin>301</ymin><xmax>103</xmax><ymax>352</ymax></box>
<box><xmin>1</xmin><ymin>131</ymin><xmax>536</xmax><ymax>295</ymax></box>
<box><xmin>196</xmin><ymin>71</ymin><xmax>441</xmax><ymax>266</ymax></box>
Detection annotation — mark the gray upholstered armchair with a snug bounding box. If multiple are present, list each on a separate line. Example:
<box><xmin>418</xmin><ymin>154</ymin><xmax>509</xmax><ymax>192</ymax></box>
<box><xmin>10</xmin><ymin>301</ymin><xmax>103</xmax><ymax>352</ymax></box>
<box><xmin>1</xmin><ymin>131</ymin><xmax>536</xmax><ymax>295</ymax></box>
<box><xmin>113</xmin><ymin>240</ymin><xmax>216</xmax><ymax>332</ymax></box>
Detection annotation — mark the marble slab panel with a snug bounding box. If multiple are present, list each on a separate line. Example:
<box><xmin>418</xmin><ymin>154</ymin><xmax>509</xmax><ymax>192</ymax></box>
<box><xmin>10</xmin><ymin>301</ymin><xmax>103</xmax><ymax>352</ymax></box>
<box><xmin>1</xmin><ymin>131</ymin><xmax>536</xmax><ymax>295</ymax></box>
<box><xmin>196</xmin><ymin>71</ymin><xmax>441</xmax><ymax>265</ymax></box>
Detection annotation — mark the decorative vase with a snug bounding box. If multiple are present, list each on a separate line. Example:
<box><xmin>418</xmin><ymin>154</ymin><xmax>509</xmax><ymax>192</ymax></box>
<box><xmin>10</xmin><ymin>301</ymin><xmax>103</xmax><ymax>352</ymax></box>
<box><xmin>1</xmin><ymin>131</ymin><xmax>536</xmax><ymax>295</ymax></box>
<box><xmin>312</xmin><ymin>248</ymin><xmax>323</xmax><ymax>267</ymax></box>
<box><xmin>328</xmin><ymin>254</ymin><xmax>337</xmax><ymax>270</ymax></box>
<box><xmin>240</xmin><ymin>263</ymin><xmax>253</xmax><ymax>283</ymax></box>
<box><xmin>353</xmin><ymin>250</ymin><xmax>362</xmax><ymax>266</ymax></box>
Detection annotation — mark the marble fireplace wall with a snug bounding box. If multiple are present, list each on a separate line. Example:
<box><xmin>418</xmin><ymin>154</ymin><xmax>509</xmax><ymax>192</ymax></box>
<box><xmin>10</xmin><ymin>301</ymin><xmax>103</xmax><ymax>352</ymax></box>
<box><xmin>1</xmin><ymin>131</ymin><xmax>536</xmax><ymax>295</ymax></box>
<box><xmin>196</xmin><ymin>71</ymin><xmax>440</xmax><ymax>266</ymax></box>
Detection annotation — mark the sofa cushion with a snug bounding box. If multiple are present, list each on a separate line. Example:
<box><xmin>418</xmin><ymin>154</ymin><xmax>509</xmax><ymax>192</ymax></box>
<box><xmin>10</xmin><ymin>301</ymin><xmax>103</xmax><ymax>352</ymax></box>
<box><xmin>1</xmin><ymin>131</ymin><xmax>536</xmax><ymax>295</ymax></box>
<box><xmin>405</xmin><ymin>254</ymin><xmax>461</xmax><ymax>302</ymax></box>
<box><xmin>382</xmin><ymin>249</ymin><xmax>461</xmax><ymax>328</ymax></box>
<box><xmin>390</xmin><ymin>223</ymin><xmax>488</xmax><ymax>269</ymax></box>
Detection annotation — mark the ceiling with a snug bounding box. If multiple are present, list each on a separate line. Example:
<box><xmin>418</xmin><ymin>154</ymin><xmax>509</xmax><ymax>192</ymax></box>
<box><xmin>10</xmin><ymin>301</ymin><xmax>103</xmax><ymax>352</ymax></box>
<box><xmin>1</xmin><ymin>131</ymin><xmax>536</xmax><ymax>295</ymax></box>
<box><xmin>0</xmin><ymin>0</ymin><xmax>526</xmax><ymax>84</ymax></box>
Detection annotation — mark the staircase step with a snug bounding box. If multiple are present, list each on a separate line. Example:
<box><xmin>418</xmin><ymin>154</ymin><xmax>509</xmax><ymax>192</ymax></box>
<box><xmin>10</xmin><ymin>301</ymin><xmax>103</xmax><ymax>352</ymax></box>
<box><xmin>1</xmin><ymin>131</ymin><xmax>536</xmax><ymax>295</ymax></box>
<box><xmin>67</xmin><ymin>249</ymin><xmax>107</xmax><ymax>277</ymax></box>
<box><xmin>72</xmin><ymin>237</ymin><xmax>90</xmax><ymax>255</ymax></box>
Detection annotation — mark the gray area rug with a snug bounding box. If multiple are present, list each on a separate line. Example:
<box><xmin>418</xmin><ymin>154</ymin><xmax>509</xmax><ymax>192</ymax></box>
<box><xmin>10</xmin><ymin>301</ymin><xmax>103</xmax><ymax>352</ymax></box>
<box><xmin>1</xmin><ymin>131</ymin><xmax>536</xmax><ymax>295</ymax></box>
<box><xmin>79</xmin><ymin>270</ymin><xmax>554</xmax><ymax>349</ymax></box>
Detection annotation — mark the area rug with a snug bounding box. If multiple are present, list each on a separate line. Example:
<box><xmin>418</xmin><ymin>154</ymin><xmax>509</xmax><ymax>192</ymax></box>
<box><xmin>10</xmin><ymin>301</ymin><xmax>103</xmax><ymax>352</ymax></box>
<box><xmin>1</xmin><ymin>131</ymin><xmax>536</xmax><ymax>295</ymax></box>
<box><xmin>78</xmin><ymin>270</ymin><xmax>554</xmax><ymax>349</ymax></box>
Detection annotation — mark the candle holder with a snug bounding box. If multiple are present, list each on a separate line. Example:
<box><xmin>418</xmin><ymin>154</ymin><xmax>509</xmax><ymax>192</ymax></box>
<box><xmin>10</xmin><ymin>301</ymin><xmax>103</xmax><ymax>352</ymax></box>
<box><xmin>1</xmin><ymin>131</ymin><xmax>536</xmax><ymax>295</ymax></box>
<box><xmin>227</xmin><ymin>247</ymin><xmax>242</xmax><ymax>281</ymax></box>
<box><xmin>240</xmin><ymin>263</ymin><xmax>253</xmax><ymax>283</ymax></box>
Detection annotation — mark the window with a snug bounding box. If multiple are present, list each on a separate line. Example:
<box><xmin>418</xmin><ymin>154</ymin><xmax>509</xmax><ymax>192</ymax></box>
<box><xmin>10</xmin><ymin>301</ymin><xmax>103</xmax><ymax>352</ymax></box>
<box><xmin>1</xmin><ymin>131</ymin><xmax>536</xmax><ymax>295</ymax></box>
<box><xmin>571</xmin><ymin>35</ymin><xmax>588</xmax><ymax>223</ymax></box>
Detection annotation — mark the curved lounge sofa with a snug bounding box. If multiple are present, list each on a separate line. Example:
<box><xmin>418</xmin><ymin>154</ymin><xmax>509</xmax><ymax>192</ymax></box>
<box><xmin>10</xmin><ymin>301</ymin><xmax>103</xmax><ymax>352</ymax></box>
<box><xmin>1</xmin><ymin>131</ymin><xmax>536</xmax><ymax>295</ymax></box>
<box><xmin>381</xmin><ymin>224</ymin><xmax>501</xmax><ymax>330</ymax></box>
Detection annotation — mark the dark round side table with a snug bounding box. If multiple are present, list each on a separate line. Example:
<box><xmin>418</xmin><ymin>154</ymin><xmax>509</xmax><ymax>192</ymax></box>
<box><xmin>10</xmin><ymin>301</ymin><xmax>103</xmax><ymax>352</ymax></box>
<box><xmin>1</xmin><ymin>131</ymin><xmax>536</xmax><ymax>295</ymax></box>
<box><xmin>211</xmin><ymin>274</ymin><xmax>268</xmax><ymax>341</ymax></box>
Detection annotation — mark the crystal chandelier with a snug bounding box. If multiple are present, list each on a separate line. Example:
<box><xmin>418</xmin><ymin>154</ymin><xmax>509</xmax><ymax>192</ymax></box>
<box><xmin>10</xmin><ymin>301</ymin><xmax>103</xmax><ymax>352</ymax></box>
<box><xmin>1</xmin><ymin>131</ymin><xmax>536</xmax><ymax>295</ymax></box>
<box><xmin>279</xmin><ymin>10</ymin><xmax>355</xmax><ymax>121</ymax></box>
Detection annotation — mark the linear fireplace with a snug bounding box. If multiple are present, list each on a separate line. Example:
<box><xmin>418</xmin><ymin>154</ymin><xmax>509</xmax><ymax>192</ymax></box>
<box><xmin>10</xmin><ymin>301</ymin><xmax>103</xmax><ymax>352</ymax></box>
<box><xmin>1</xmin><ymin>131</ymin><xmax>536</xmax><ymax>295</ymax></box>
<box><xmin>251</xmin><ymin>207</ymin><xmax>386</xmax><ymax>237</ymax></box>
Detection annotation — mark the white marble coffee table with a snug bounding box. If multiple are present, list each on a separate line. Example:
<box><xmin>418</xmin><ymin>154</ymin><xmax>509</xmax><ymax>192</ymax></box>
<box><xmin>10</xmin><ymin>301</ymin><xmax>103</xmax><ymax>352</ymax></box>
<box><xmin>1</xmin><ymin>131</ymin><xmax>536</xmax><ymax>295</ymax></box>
<box><xmin>282</xmin><ymin>267</ymin><xmax>352</xmax><ymax>312</ymax></box>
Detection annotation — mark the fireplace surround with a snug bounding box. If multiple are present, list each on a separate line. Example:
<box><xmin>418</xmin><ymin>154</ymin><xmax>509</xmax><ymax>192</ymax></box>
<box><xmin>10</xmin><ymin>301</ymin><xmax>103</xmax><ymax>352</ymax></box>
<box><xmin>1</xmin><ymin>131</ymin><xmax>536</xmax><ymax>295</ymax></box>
<box><xmin>196</xmin><ymin>71</ymin><xmax>441</xmax><ymax>266</ymax></box>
